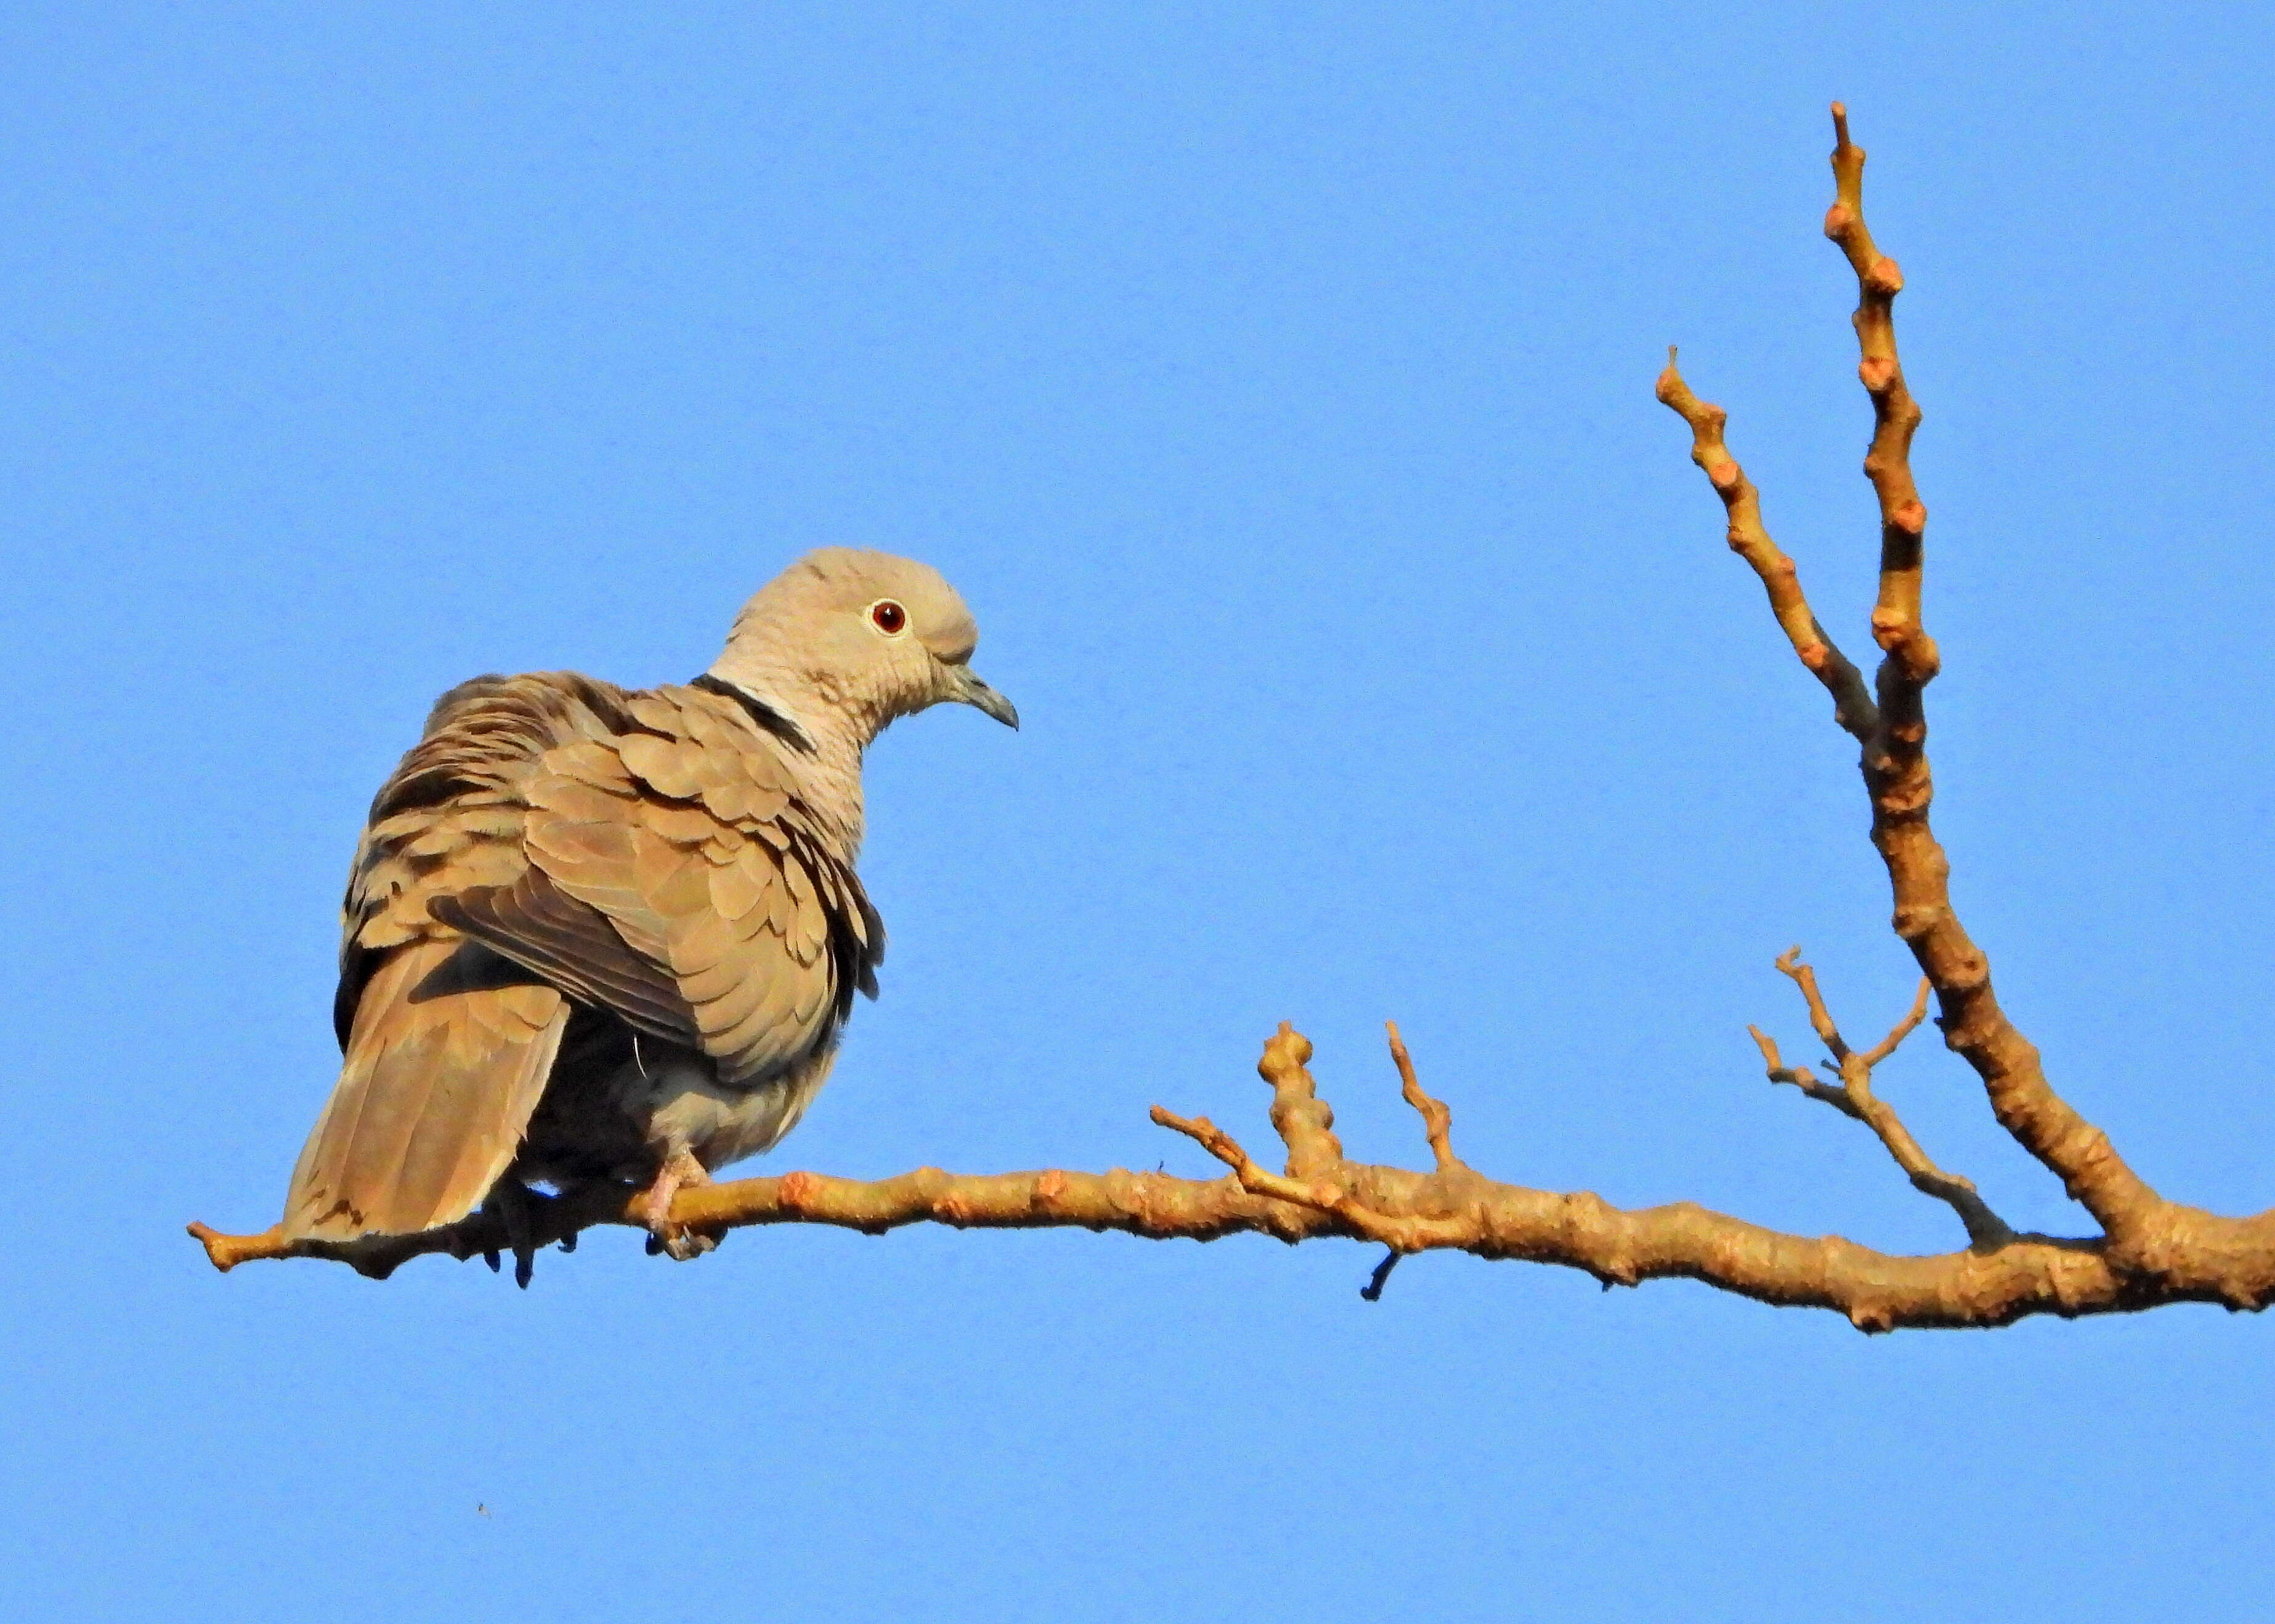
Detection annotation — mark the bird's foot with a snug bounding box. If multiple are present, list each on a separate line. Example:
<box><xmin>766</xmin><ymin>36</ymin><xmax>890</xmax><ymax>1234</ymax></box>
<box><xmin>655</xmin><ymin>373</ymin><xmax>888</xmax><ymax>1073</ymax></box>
<box><xmin>481</xmin><ymin>1180</ymin><xmax>547</xmax><ymax>1288</ymax></box>
<box><xmin>638</xmin><ymin>1151</ymin><xmax>716</xmax><ymax>1262</ymax></box>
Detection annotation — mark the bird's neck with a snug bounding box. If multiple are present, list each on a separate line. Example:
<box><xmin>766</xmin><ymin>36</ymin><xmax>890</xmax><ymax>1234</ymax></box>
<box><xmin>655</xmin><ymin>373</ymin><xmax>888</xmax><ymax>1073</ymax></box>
<box><xmin>794</xmin><ymin>719</ymin><xmax>869</xmax><ymax>859</ymax></box>
<box><xmin>702</xmin><ymin>652</ymin><xmax>875</xmax><ymax>858</ymax></box>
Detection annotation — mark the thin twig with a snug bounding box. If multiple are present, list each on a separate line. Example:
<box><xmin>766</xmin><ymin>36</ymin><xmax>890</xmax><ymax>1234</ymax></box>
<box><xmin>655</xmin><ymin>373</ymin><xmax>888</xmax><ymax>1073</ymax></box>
<box><xmin>1825</xmin><ymin>102</ymin><xmax>1938</xmax><ymax>700</ymax></box>
<box><xmin>1386</xmin><ymin>1022</ymin><xmax>1460</xmax><ymax>1171</ymax></box>
<box><xmin>1749</xmin><ymin>1025</ymin><xmax>1859</xmax><ymax>1120</ymax></box>
<box><xmin>1150</xmin><ymin>1106</ymin><xmax>1472</xmax><ymax>1254</ymax></box>
<box><xmin>1756</xmin><ymin>949</ymin><xmax>2011</xmax><ymax>1247</ymax></box>
<box><xmin>1653</xmin><ymin>351</ymin><xmax>1878</xmax><ymax>742</ymax></box>
<box><xmin>1774</xmin><ymin>945</ymin><xmax>1851</xmax><ymax>1061</ymax></box>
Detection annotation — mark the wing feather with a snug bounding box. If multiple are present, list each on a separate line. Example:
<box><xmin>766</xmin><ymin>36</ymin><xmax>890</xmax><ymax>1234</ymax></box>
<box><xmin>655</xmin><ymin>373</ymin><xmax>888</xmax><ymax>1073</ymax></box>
<box><xmin>330</xmin><ymin>674</ymin><xmax>885</xmax><ymax>1128</ymax></box>
<box><xmin>286</xmin><ymin>939</ymin><xmax>568</xmax><ymax>1240</ymax></box>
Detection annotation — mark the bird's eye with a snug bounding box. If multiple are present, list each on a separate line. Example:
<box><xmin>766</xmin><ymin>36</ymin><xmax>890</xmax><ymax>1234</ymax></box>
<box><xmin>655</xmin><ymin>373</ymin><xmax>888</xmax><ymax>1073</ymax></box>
<box><xmin>869</xmin><ymin>600</ymin><xmax>907</xmax><ymax>635</ymax></box>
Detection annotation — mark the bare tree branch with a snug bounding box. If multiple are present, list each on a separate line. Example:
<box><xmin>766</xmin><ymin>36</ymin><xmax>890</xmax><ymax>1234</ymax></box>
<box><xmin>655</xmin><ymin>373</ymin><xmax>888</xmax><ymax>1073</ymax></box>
<box><xmin>1821</xmin><ymin>107</ymin><xmax>2156</xmax><ymax>1238</ymax></box>
<box><xmin>189</xmin><ymin>1020</ymin><xmax>2275</xmax><ymax>1332</ymax></box>
<box><xmin>1657</xmin><ymin>105</ymin><xmax>2265</xmax><ymax>1295</ymax></box>
<box><xmin>188</xmin><ymin>103</ymin><xmax>2275</xmax><ymax>1330</ymax></box>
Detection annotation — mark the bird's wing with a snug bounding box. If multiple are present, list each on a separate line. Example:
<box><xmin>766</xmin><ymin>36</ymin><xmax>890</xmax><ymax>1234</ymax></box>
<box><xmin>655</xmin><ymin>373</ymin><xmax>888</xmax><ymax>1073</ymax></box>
<box><xmin>290</xmin><ymin>673</ymin><xmax>882</xmax><ymax>1240</ymax></box>
<box><xmin>437</xmin><ymin>684</ymin><xmax>883</xmax><ymax>1087</ymax></box>
<box><xmin>285</xmin><ymin>937</ymin><xmax>567</xmax><ymax>1240</ymax></box>
<box><xmin>288</xmin><ymin>672</ymin><xmax>656</xmax><ymax>1240</ymax></box>
<box><xmin>331</xmin><ymin>671</ymin><xmax>689</xmax><ymax>1047</ymax></box>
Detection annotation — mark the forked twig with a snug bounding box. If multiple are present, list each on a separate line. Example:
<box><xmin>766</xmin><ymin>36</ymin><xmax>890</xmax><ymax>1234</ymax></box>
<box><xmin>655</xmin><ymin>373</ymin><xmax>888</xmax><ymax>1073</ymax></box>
<box><xmin>1752</xmin><ymin>947</ymin><xmax>2011</xmax><ymax>1247</ymax></box>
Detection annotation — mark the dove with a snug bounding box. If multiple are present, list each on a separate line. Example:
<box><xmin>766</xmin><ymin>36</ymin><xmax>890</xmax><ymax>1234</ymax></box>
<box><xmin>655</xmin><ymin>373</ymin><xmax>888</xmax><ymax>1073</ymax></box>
<box><xmin>280</xmin><ymin>548</ymin><xmax>1016</xmax><ymax>1280</ymax></box>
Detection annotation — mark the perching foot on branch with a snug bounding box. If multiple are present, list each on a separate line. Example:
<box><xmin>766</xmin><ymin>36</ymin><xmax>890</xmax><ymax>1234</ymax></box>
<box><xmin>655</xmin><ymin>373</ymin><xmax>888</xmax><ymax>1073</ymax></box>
<box><xmin>638</xmin><ymin>1150</ymin><xmax>719</xmax><ymax>1262</ymax></box>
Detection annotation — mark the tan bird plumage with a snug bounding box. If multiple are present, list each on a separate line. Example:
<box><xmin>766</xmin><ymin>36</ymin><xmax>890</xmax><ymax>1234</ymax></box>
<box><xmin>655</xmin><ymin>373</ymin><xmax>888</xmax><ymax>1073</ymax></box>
<box><xmin>282</xmin><ymin>549</ymin><xmax>1016</xmax><ymax>1277</ymax></box>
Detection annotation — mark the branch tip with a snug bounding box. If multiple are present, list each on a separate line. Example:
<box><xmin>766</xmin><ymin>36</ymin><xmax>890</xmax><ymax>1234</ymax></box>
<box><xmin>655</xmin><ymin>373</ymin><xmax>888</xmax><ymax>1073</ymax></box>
<box><xmin>1860</xmin><ymin>977</ymin><xmax>1933</xmax><ymax>1068</ymax></box>
<box><xmin>1260</xmin><ymin>1021</ymin><xmax>1342</xmax><ymax>1176</ymax></box>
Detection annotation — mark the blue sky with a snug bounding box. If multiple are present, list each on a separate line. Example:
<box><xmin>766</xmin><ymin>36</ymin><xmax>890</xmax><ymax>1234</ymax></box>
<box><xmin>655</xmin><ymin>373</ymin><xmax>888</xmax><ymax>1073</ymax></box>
<box><xmin>5</xmin><ymin>4</ymin><xmax>2274</xmax><ymax>1618</ymax></box>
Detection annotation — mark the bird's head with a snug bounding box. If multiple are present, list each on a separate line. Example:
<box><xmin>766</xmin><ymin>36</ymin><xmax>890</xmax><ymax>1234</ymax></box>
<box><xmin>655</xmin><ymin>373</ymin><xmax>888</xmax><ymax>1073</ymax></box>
<box><xmin>709</xmin><ymin>548</ymin><xmax>1018</xmax><ymax>745</ymax></box>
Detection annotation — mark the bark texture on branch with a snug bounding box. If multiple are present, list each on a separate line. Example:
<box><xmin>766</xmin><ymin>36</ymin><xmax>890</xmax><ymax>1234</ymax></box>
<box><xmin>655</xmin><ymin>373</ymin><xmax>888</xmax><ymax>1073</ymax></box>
<box><xmin>189</xmin><ymin>105</ymin><xmax>2275</xmax><ymax>1330</ymax></box>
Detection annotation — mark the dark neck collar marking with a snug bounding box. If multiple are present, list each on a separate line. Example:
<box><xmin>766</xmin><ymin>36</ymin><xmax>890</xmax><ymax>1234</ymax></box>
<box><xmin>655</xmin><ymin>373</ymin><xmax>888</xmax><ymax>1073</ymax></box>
<box><xmin>689</xmin><ymin>674</ymin><xmax>816</xmax><ymax>753</ymax></box>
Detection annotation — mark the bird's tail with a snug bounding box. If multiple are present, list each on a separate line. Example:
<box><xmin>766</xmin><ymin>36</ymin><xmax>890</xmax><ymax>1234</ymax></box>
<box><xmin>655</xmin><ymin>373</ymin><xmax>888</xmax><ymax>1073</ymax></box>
<box><xmin>283</xmin><ymin>938</ymin><xmax>568</xmax><ymax>1240</ymax></box>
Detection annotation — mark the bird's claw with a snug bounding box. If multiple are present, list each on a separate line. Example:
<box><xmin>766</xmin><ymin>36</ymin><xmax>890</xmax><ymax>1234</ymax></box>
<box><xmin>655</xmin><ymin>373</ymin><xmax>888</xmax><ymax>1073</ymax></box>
<box><xmin>638</xmin><ymin>1152</ymin><xmax>716</xmax><ymax>1262</ymax></box>
<box><xmin>481</xmin><ymin>1181</ymin><xmax>544</xmax><ymax>1288</ymax></box>
<box><xmin>644</xmin><ymin>1226</ymin><xmax>718</xmax><ymax>1261</ymax></box>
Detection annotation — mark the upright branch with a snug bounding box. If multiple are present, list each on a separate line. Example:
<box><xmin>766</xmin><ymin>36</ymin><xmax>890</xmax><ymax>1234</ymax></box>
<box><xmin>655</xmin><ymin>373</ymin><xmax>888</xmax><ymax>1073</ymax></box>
<box><xmin>1824</xmin><ymin>104</ymin><xmax>1938</xmax><ymax>707</ymax></box>
<box><xmin>188</xmin><ymin>103</ymin><xmax>2275</xmax><ymax>1331</ymax></box>
<box><xmin>1662</xmin><ymin>105</ymin><xmax>2178</xmax><ymax>1251</ymax></box>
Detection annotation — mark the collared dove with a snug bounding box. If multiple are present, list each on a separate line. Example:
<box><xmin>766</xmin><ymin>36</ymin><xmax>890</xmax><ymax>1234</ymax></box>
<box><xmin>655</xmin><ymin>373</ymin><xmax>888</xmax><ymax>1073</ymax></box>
<box><xmin>282</xmin><ymin>548</ymin><xmax>1016</xmax><ymax>1279</ymax></box>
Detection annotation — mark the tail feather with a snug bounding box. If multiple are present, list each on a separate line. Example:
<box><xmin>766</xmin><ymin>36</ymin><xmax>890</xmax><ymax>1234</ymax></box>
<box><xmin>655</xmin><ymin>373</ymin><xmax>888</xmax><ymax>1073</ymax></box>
<box><xmin>285</xmin><ymin>939</ymin><xmax>569</xmax><ymax>1240</ymax></box>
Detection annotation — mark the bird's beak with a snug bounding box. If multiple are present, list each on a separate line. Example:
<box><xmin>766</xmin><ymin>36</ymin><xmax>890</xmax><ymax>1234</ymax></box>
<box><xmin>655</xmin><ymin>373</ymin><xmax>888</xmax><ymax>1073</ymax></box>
<box><xmin>947</xmin><ymin>665</ymin><xmax>1020</xmax><ymax>729</ymax></box>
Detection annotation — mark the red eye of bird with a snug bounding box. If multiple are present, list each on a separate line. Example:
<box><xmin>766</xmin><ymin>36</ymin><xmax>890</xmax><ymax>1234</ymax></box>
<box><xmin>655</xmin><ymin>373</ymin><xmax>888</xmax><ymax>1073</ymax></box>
<box><xmin>870</xmin><ymin>600</ymin><xmax>907</xmax><ymax>634</ymax></box>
